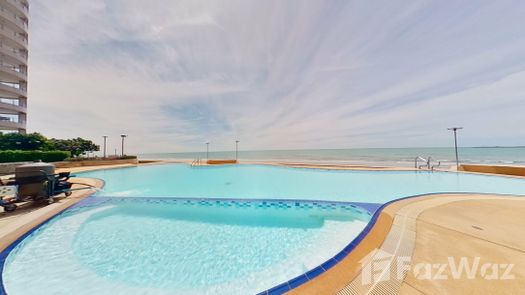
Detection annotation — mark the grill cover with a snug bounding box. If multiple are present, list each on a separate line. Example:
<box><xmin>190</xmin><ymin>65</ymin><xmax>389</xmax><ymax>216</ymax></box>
<box><xmin>15</xmin><ymin>162</ymin><xmax>55</xmax><ymax>197</ymax></box>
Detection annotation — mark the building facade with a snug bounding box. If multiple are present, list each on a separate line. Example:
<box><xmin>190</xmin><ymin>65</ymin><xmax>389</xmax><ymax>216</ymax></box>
<box><xmin>0</xmin><ymin>0</ymin><xmax>28</xmax><ymax>134</ymax></box>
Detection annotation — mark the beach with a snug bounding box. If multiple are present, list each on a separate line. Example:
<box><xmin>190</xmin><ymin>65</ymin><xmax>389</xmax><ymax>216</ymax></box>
<box><xmin>140</xmin><ymin>147</ymin><xmax>525</xmax><ymax>168</ymax></box>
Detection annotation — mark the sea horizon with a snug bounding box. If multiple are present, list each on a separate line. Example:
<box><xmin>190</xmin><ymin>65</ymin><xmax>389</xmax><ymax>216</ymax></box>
<box><xmin>139</xmin><ymin>147</ymin><xmax>525</xmax><ymax>168</ymax></box>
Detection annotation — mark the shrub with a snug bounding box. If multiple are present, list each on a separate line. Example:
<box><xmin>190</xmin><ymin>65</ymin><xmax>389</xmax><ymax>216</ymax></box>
<box><xmin>0</xmin><ymin>132</ymin><xmax>100</xmax><ymax>157</ymax></box>
<box><xmin>119</xmin><ymin>155</ymin><xmax>138</xmax><ymax>159</ymax></box>
<box><xmin>0</xmin><ymin>150</ymin><xmax>71</xmax><ymax>163</ymax></box>
<box><xmin>46</xmin><ymin>137</ymin><xmax>99</xmax><ymax>157</ymax></box>
<box><xmin>0</xmin><ymin>132</ymin><xmax>48</xmax><ymax>150</ymax></box>
<box><xmin>64</xmin><ymin>155</ymin><xmax>138</xmax><ymax>161</ymax></box>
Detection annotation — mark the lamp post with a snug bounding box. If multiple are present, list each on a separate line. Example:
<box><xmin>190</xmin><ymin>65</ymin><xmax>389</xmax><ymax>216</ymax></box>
<box><xmin>102</xmin><ymin>135</ymin><xmax>108</xmax><ymax>159</ymax></box>
<box><xmin>235</xmin><ymin>140</ymin><xmax>239</xmax><ymax>161</ymax></box>
<box><xmin>447</xmin><ymin>127</ymin><xmax>463</xmax><ymax>170</ymax></box>
<box><xmin>206</xmin><ymin>142</ymin><xmax>210</xmax><ymax>159</ymax></box>
<box><xmin>120</xmin><ymin>134</ymin><xmax>128</xmax><ymax>157</ymax></box>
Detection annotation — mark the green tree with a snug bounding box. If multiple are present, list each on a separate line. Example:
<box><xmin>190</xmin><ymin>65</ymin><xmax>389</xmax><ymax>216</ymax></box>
<box><xmin>46</xmin><ymin>137</ymin><xmax>99</xmax><ymax>157</ymax></box>
<box><xmin>0</xmin><ymin>132</ymin><xmax>48</xmax><ymax>150</ymax></box>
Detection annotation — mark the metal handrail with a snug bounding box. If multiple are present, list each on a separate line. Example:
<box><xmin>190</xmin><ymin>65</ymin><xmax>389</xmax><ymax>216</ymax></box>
<box><xmin>415</xmin><ymin>156</ymin><xmax>427</xmax><ymax>169</ymax></box>
<box><xmin>415</xmin><ymin>156</ymin><xmax>434</xmax><ymax>170</ymax></box>
<box><xmin>191</xmin><ymin>158</ymin><xmax>202</xmax><ymax>167</ymax></box>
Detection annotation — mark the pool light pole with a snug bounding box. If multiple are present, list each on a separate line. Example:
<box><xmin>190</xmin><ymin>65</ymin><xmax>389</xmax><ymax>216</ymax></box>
<box><xmin>447</xmin><ymin>127</ymin><xmax>463</xmax><ymax>169</ymax></box>
<box><xmin>206</xmin><ymin>142</ymin><xmax>210</xmax><ymax>159</ymax></box>
<box><xmin>102</xmin><ymin>135</ymin><xmax>108</xmax><ymax>159</ymax></box>
<box><xmin>235</xmin><ymin>140</ymin><xmax>239</xmax><ymax>161</ymax></box>
<box><xmin>120</xmin><ymin>134</ymin><xmax>128</xmax><ymax>157</ymax></box>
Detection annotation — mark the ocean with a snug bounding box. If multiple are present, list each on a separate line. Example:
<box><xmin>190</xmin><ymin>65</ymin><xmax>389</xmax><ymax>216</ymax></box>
<box><xmin>139</xmin><ymin>147</ymin><xmax>525</xmax><ymax>168</ymax></box>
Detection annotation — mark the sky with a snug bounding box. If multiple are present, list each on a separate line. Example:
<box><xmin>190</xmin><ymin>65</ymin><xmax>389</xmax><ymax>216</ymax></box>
<box><xmin>27</xmin><ymin>0</ymin><xmax>525</xmax><ymax>153</ymax></box>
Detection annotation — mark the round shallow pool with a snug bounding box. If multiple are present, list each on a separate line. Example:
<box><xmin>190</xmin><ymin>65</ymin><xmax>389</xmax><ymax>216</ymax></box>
<box><xmin>2</xmin><ymin>198</ymin><xmax>371</xmax><ymax>295</ymax></box>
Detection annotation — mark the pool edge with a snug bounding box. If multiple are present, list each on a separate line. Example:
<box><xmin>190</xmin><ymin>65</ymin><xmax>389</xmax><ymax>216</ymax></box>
<box><xmin>282</xmin><ymin>192</ymin><xmax>525</xmax><ymax>295</ymax></box>
<box><xmin>0</xmin><ymin>178</ymin><xmax>105</xmax><ymax>295</ymax></box>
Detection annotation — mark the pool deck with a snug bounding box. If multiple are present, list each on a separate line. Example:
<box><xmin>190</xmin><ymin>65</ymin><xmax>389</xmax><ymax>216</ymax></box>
<box><xmin>0</xmin><ymin>177</ymin><xmax>104</xmax><ymax>252</ymax></box>
<box><xmin>1</xmin><ymin>161</ymin><xmax>524</xmax><ymax>294</ymax></box>
<box><xmin>288</xmin><ymin>194</ymin><xmax>525</xmax><ymax>294</ymax></box>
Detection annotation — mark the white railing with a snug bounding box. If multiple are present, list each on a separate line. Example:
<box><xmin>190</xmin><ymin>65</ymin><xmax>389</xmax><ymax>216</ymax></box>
<box><xmin>191</xmin><ymin>158</ymin><xmax>203</xmax><ymax>167</ymax></box>
<box><xmin>415</xmin><ymin>156</ymin><xmax>441</xmax><ymax>171</ymax></box>
<box><xmin>0</xmin><ymin>98</ymin><xmax>19</xmax><ymax>105</ymax></box>
<box><xmin>0</xmin><ymin>101</ymin><xmax>26</xmax><ymax>113</ymax></box>
<box><xmin>0</xmin><ymin>5</ymin><xmax>28</xmax><ymax>31</ymax></box>
<box><xmin>0</xmin><ymin>44</ymin><xmax>27</xmax><ymax>65</ymax></box>
<box><xmin>5</xmin><ymin>0</ymin><xmax>28</xmax><ymax>17</ymax></box>
<box><xmin>0</xmin><ymin>24</ymin><xmax>27</xmax><ymax>47</ymax></box>
<box><xmin>0</xmin><ymin>82</ymin><xmax>26</xmax><ymax>96</ymax></box>
<box><xmin>0</xmin><ymin>118</ymin><xmax>25</xmax><ymax>129</ymax></box>
<box><xmin>0</xmin><ymin>65</ymin><xmax>27</xmax><ymax>80</ymax></box>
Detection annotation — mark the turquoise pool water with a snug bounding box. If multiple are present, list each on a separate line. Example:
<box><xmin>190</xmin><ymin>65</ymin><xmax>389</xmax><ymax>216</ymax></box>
<box><xmin>2</xmin><ymin>198</ymin><xmax>370</xmax><ymax>295</ymax></box>
<box><xmin>2</xmin><ymin>164</ymin><xmax>525</xmax><ymax>295</ymax></box>
<box><xmin>80</xmin><ymin>164</ymin><xmax>525</xmax><ymax>202</ymax></box>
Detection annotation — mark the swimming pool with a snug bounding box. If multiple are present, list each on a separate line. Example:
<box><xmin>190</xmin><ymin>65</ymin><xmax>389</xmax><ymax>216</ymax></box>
<box><xmin>82</xmin><ymin>164</ymin><xmax>525</xmax><ymax>202</ymax></box>
<box><xmin>2</xmin><ymin>164</ymin><xmax>525</xmax><ymax>295</ymax></box>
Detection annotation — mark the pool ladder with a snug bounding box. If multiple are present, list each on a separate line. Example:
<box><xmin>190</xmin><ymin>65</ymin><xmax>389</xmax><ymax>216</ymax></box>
<box><xmin>191</xmin><ymin>158</ymin><xmax>203</xmax><ymax>167</ymax></box>
<box><xmin>415</xmin><ymin>156</ymin><xmax>441</xmax><ymax>171</ymax></box>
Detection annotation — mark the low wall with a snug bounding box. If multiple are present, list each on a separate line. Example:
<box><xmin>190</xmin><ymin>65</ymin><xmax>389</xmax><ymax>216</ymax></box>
<box><xmin>207</xmin><ymin>159</ymin><xmax>238</xmax><ymax>165</ymax></box>
<box><xmin>53</xmin><ymin>158</ymin><xmax>139</xmax><ymax>168</ymax></box>
<box><xmin>0</xmin><ymin>162</ymin><xmax>30</xmax><ymax>175</ymax></box>
<box><xmin>459</xmin><ymin>164</ymin><xmax>525</xmax><ymax>177</ymax></box>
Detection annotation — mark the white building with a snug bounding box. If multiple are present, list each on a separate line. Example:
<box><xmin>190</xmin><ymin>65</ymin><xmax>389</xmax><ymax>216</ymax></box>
<box><xmin>0</xmin><ymin>0</ymin><xmax>28</xmax><ymax>134</ymax></box>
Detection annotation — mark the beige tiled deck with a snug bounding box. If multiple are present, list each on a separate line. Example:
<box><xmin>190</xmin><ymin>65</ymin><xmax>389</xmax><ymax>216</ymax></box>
<box><xmin>289</xmin><ymin>194</ymin><xmax>525</xmax><ymax>295</ymax></box>
<box><xmin>0</xmin><ymin>177</ymin><xmax>104</xmax><ymax>251</ymax></box>
<box><xmin>404</xmin><ymin>198</ymin><xmax>525</xmax><ymax>294</ymax></box>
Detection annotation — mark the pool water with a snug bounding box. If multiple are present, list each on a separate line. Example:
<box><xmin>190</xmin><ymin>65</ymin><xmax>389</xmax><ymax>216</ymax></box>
<box><xmin>3</xmin><ymin>198</ymin><xmax>370</xmax><ymax>295</ymax></box>
<box><xmin>80</xmin><ymin>164</ymin><xmax>525</xmax><ymax>202</ymax></box>
<box><xmin>2</xmin><ymin>164</ymin><xmax>525</xmax><ymax>295</ymax></box>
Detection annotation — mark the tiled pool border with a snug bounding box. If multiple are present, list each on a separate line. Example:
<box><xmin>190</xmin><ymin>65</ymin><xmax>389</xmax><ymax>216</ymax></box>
<box><xmin>257</xmin><ymin>196</ymin><xmax>403</xmax><ymax>295</ymax></box>
<box><xmin>67</xmin><ymin>196</ymin><xmax>381</xmax><ymax>216</ymax></box>
<box><xmin>1</xmin><ymin>192</ymin><xmax>523</xmax><ymax>295</ymax></box>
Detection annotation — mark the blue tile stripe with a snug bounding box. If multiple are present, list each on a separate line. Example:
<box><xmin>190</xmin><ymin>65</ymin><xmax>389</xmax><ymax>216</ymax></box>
<box><xmin>65</xmin><ymin>196</ymin><xmax>378</xmax><ymax>216</ymax></box>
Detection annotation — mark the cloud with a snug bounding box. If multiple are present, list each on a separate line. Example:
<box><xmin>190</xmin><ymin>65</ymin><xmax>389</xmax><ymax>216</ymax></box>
<box><xmin>27</xmin><ymin>0</ymin><xmax>525</xmax><ymax>153</ymax></box>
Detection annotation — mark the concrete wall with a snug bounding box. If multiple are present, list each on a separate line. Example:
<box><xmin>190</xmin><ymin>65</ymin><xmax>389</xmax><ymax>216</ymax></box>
<box><xmin>53</xmin><ymin>158</ymin><xmax>139</xmax><ymax>168</ymax></box>
<box><xmin>459</xmin><ymin>164</ymin><xmax>525</xmax><ymax>177</ymax></box>
<box><xmin>206</xmin><ymin>159</ymin><xmax>237</xmax><ymax>165</ymax></box>
<box><xmin>1</xmin><ymin>159</ymin><xmax>138</xmax><ymax>174</ymax></box>
<box><xmin>0</xmin><ymin>162</ymin><xmax>30</xmax><ymax>175</ymax></box>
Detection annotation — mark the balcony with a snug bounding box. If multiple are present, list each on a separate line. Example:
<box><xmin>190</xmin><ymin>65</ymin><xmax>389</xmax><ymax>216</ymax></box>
<box><xmin>4</xmin><ymin>0</ymin><xmax>28</xmax><ymax>18</ymax></box>
<box><xmin>0</xmin><ymin>5</ymin><xmax>28</xmax><ymax>32</ymax></box>
<box><xmin>0</xmin><ymin>65</ymin><xmax>26</xmax><ymax>82</ymax></box>
<box><xmin>0</xmin><ymin>100</ymin><xmax>25</xmax><ymax>113</ymax></box>
<box><xmin>0</xmin><ymin>24</ymin><xmax>27</xmax><ymax>49</ymax></box>
<box><xmin>0</xmin><ymin>116</ymin><xmax>25</xmax><ymax>130</ymax></box>
<box><xmin>0</xmin><ymin>82</ymin><xmax>25</xmax><ymax>97</ymax></box>
<box><xmin>0</xmin><ymin>44</ymin><xmax>27</xmax><ymax>65</ymax></box>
